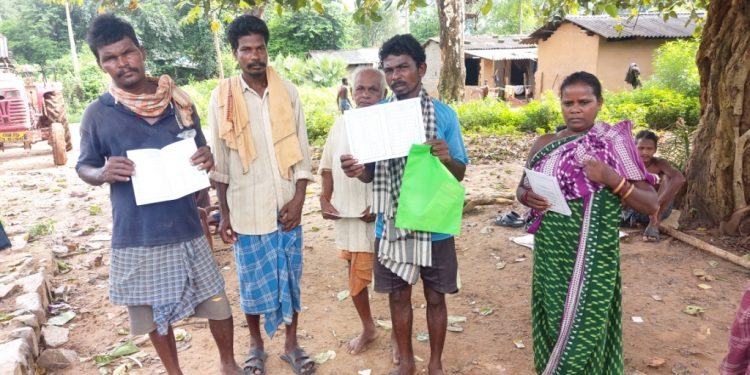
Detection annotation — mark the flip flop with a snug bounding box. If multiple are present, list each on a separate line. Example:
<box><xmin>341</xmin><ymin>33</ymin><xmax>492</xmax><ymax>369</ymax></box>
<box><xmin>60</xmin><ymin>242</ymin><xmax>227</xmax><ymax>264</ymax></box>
<box><xmin>643</xmin><ymin>226</ymin><xmax>660</xmax><ymax>242</ymax></box>
<box><xmin>494</xmin><ymin>211</ymin><xmax>524</xmax><ymax>228</ymax></box>
<box><xmin>243</xmin><ymin>347</ymin><xmax>267</xmax><ymax>375</ymax></box>
<box><xmin>280</xmin><ymin>347</ymin><xmax>316</xmax><ymax>374</ymax></box>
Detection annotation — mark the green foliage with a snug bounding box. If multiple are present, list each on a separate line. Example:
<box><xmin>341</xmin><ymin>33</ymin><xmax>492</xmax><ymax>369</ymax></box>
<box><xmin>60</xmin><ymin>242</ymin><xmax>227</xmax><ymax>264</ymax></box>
<box><xmin>271</xmin><ymin>55</ymin><xmax>348</xmax><ymax>88</ymax></box>
<box><xmin>47</xmin><ymin>50</ymin><xmax>109</xmax><ymax>120</ymax></box>
<box><xmin>181</xmin><ymin>78</ymin><xmax>219</xmax><ymax>125</ymax></box>
<box><xmin>410</xmin><ymin>6</ymin><xmax>439</xmax><ymax>44</ymax></box>
<box><xmin>646</xmin><ymin>39</ymin><xmax>700</xmax><ymax>97</ymax></box>
<box><xmin>299</xmin><ymin>86</ymin><xmax>338</xmax><ymax>144</ymax></box>
<box><xmin>266</xmin><ymin>6</ymin><xmax>351</xmax><ymax>57</ymax></box>
<box><xmin>354</xmin><ymin>6</ymin><xmax>403</xmax><ymax>47</ymax></box>
<box><xmin>519</xmin><ymin>91</ymin><xmax>563</xmax><ymax>132</ymax></box>
<box><xmin>473</xmin><ymin>0</ymin><xmax>544</xmax><ymax>35</ymax></box>
<box><xmin>0</xmin><ymin>0</ymin><xmax>83</xmax><ymax>66</ymax></box>
<box><xmin>601</xmin><ymin>87</ymin><xmax>699</xmax><ymax>130</ymax></box>
<box><xmin>450</xmin><ymin>99</ymin><xmax>521</xmax><ymax>135</ymax></box>
<box><xmin>28</xmin><ymin>219</ymin><xmax>55</xmax><ymax>240</ymax></box>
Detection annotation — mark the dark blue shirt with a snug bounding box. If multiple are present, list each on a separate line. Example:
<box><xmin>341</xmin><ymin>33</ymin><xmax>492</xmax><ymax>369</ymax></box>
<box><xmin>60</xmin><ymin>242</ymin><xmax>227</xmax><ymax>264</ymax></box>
<box><xmin>76</xmin><ymin>93</ymin><xmax>205</xmax><ymax>249</ymax></box>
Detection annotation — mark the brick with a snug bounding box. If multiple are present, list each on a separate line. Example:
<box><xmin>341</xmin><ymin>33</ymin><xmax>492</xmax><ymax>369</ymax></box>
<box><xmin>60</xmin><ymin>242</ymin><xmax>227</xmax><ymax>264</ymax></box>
<box><xmin>0</xmin><ymin>339</ymin><xmax>34</xmax><ymax>375</ymax></box>
<box><xmin>15</xmin><ymin>273</ymin><xmax>50</xmax><ymax>308</ymax></box>
<box><xmin>41</xmin><ymin>326</ymin><xmax>69</xmax><ymax>348</ymax></box>
<box><xmin>14</xmin><ymin>293</ymin><xmax>45</xmax><ymax>325</ymax></box>
<box><xmin>37</xmin><ymin>348</ymin><xmax>77</xmax><ymax>370</ymax></box>
<box><xmin>9</xmin><ymin>315</ymin><xmax>40</xmax><ymax>335</ymax></box>
<box><xmin>9</xmin><ymin>327</ymin><xmax>39</xmax><ymax>357</ymax></box>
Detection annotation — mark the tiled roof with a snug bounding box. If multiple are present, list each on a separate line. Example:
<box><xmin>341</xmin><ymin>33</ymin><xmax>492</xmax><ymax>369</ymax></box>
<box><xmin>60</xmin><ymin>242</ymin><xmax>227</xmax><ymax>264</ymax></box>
<box><xmin>428</xmin><ymin>34</ymin><xmax>530</xmax><ymax>50</ymax></box>
<box><xmin>523</xmin><ymin>12</ymin><xmax>701</xmax><ymax>44</ymax></box>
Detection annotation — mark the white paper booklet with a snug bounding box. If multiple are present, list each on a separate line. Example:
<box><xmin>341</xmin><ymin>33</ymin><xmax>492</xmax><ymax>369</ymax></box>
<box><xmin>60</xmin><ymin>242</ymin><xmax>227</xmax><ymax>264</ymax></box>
<box><xmin>344</xmin><ymin>97</ymin><xmax>426</xmax><ymax>163</ymax></box>
<box><xmin>524</xmin><ymin>168</ymin><xmax>572</xmax><ymax>216</ymax></box>
<box><xmin>127</xmin><ymin>138</ymin><xmax>210</xmax><ymax>206</ymax></box>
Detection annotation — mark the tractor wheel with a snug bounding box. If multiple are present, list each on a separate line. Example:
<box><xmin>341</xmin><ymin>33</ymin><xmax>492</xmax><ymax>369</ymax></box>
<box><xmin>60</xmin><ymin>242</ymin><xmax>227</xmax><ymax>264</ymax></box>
<box><xmin>43</xmin><ymin>91</ymin><xmax>72</xmax><ymax>151</ymax></box>
<box><xmin>51</xmin><ymin>122</ymin><xmax>68</xmax><ymax>166</ymax></box>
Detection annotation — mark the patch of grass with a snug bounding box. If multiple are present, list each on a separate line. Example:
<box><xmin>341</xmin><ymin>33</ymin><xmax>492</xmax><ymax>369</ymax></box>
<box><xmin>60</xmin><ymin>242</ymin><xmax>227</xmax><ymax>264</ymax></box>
<box><xmin>89</xmin><ymin>205</ymin><xmax>102</xmax><ymax>215</ymax></box>
<box><xmin>28</xmin><ymin>219</ymin><xmax>55</xmax><ymax>240</ymax></box>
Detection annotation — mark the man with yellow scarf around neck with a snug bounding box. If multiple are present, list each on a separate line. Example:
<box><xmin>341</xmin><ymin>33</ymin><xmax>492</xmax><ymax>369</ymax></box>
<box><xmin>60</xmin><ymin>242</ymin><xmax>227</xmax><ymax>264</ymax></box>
<box><xmin>208</xmin><ymin>15</ymin><xmax>315</xmax><ymax>375</ymax></box>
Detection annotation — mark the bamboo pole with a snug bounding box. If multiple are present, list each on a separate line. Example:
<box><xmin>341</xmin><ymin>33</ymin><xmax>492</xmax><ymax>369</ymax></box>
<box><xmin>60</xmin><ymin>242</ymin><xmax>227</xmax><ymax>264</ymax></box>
<box><xmin>660</xmin><ymin>225</ymin><xmax>750</xmax><ymax>269</ymax></box>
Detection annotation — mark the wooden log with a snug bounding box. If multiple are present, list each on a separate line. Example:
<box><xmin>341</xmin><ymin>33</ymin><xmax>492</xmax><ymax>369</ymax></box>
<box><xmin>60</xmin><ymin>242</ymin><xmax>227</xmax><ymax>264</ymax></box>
<box><xmin>463</xmin><ymin>194</ymin><xmax>515</xmax><ymax>213</ymax></box>
<box><xmin>660</xmin><ymin>225</ymin><xmax>750</xmax><ymax>269</ymax></box>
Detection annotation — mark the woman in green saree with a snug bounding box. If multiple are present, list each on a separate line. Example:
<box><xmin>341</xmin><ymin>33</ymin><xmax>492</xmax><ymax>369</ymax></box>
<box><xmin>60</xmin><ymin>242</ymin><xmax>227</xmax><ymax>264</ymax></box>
<box><xmin>517</xmin><ymin>72</ymin><xmax>659</xmax><ymax>375</ymax></box>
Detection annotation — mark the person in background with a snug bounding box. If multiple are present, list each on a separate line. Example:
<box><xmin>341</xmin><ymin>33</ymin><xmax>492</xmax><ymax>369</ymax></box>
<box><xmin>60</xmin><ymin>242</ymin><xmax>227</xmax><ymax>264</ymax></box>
<box><xmin>622</xmin><ymin>130</ymin><xmax>686</xmax><ymax>241</ymax></box>
<box><xmin>337</xmin><ymin>77</ymin><xmax>352</xmax><ymax>114</ymax></box>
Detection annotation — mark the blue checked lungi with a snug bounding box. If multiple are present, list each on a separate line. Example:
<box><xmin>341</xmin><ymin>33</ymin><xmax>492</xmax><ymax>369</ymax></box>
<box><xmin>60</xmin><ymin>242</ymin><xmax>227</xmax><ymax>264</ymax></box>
<box><xmin>234</xmin><ymin>224</ymin><xmax>303</xmax><ymax>338</ymax></box>
<box><xmin>109</xmin><ymin>235</ymin><xmax>225</xmax><ymax>335</ymax></box>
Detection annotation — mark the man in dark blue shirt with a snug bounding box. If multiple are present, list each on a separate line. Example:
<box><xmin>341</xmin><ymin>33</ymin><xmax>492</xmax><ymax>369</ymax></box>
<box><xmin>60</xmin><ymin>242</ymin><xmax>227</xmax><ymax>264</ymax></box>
<box><xmin>76</xmin><ymin>15</ymin><xmax>241</xmax><ymax>375</ymax></box>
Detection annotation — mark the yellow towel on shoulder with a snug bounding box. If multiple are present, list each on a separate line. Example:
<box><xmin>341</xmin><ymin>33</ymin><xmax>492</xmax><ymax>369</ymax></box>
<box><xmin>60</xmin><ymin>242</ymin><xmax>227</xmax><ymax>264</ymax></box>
<box><xmin>217</xmin><ymin>67</ymin><xmax>303</xmax><ymax>179</ymax></box>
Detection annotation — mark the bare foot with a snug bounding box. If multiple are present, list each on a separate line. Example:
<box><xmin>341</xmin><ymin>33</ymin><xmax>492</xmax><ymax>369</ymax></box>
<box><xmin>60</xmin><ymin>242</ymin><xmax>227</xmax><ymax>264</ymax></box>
<box><xmin>345</xmin><ymin>329</ymin><xmax>378</xmax><ymax>355</ymax></box>
<box><xmin>391</xmin><ymin>330</ymin><xmax>400</xmax><ymax>364</ymax></box>
<box><xmin>388</xmin><ymin>363</ymin><xmax>416</xmax><ymax>375</ymax></box>
<box><xmin>428</xmin><ymin>362</ymin><xmax>445</xmax><ymax>375</ymax></box>
<box><xmin>219</xmin><ymin>362</ymin><xmax>243</xmax><ymax>375</ymax></box>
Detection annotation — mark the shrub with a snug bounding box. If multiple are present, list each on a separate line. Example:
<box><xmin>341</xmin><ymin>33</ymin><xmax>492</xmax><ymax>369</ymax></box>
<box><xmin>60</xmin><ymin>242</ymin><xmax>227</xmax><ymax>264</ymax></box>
<box><xmin>272</xmin><ymin>55</ymin><xmax>348</xmax><ymax>89</ymax></box>
<box><xmin>647</xmin><ymin>39</ymin><xmax>700</xmax><ymax>97</ymax></box>
<box><xmin>182</xmin><ymin>79</ymin><xmax>218</xmax><ymax>127</ymax></box>
<box><xmin>519</xmin><ymin>92</ymin><xmax>563</xmax><ymax>133</ymax></box>
<box><xmin>299</xmin><ymin>86</ymin><xmax>338</xmax><ymax>144</ymax></box>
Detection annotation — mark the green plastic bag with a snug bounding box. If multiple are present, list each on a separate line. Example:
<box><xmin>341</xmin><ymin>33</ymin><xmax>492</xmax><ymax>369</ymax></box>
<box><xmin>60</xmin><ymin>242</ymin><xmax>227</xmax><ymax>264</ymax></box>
<box><xmin>395</xmin><ymin>144</ymin><xmax>465</xmax><ymax>235</ymax></box>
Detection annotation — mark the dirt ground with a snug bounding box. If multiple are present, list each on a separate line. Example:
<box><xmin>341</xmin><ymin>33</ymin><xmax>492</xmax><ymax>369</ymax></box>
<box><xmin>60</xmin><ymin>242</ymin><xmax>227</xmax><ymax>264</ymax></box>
<box><xmin>1</xmin><ymin>124</ymin><xmax>748</xmax><ymax>375</ymax></box>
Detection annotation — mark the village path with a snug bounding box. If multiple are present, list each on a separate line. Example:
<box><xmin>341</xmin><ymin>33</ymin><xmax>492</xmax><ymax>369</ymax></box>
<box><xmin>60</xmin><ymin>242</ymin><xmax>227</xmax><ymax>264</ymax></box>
<box><xmin>0</xmin><ymin>124</ymin><xmax>746</xmax><ymax>375</ymax></box>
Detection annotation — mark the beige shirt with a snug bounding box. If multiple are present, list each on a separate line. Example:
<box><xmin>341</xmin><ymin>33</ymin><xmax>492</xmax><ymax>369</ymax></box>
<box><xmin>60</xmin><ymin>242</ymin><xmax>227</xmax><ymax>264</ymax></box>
<box><xmin>319</xmin><ymin>117</ymin><xmax>375</xmax><ymax>252</ymax></box>
<box><xmin>209</xmin><ymin>77</ymin><xmax>313</xmax><ymax>236</ymax></box>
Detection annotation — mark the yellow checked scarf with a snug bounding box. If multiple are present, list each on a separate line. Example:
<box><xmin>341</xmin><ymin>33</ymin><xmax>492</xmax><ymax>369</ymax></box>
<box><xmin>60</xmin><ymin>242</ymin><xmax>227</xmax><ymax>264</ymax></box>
<box><xmin>109</xmin><ymin>75</ymin><xmax>194</xmax><ymax>127</ymax></box>
<box><xmin>217</xmin><ymin>67</ymin><xmax>302</xmax><ymax>179</ymax></box>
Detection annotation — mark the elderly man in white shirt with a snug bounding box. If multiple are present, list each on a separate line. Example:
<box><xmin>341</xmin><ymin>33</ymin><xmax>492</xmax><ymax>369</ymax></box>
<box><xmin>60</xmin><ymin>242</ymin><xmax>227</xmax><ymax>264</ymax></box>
<box><xmin>319</xmin><ymin>67</ymin><xmax>386</xmax><ymax>355</ymax></box>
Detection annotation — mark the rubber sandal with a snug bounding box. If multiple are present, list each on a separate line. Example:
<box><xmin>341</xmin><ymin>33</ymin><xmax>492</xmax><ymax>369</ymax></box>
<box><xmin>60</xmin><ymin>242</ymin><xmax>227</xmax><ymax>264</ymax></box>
<box><xmin>494</xmin><ymin>211</ymin><xmax>524</xmax><ymax>228</ymax></box>
<box><xmin>243</xmin><ymin>347</ymin><xmax>267</xmax><ymax>375</ymax></box>
<box><xmin>280</xmin><ymin>347</ymin><xmax>316</xmax><ymax>374</ymax></box>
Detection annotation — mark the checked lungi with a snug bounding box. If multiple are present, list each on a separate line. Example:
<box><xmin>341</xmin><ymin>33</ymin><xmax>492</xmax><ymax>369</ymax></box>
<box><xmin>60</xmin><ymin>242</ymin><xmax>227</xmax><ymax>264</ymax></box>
<box><xmin>109</xmin><ymin>235</ymin><xmax>225</xmax><ymax>335</ymax></box>
<box><xmin>235</xmin><ymin>224</ymin><xmax>303</xmax><ymax>337</ymax></box>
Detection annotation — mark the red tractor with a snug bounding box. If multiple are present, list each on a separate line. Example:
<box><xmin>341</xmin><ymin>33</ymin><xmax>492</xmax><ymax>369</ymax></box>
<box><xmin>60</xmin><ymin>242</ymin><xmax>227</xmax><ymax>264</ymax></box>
<box><xmin>0</xmin><ymin>33</ymin><xmax>71</xmax><ymax>166</ymax></box>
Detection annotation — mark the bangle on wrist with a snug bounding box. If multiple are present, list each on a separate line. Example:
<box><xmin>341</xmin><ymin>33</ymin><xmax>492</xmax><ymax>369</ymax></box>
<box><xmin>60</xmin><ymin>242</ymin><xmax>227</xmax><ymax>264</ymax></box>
<box><xmin>612</xmin><ymin>177</ymin><xmax>626</xmax><ymax>194</ymax></box>
<box><xmin>621</xmin><ymin>183</ymin><xmax>636</xmax><ymax>201</ymax></box>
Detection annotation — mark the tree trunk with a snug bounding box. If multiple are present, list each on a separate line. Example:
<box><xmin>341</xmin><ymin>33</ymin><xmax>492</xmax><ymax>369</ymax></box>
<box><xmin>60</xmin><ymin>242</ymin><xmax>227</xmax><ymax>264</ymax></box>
<box><xmin>436</xmin><ymin>0</ymin><xmax>465</xmax><ymax>102</ymax></box>
<box><xmin>64</xmin><ymin>0</ymin><xmax>80</xmax><ymax>80</ymax></box>
<box><xmin>212</xmin><ymin>22</ymin><xmax>225</xmax><ymax>80</ymax></box>
<box><xmin>681</xmin><ymin>0</ymin><xmax>750</xmax><ymax>230</ymax></box>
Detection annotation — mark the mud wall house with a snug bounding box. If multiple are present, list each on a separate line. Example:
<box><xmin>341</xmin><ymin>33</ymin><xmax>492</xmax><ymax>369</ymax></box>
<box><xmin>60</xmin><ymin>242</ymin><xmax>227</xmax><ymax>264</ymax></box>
<box><xmin>307</xmin><ymin>48</ymin><xmax>380</xmax><ymax>76</ymax></box>
<box><xmin>423</xmin><ymin>35</ymin><xmax>538</xmax><ymax>100</ymax></box>
<box><xmin>523</xmin><ymin>13</ymin><xmax>699</xmax><ymax>95</ymax></box>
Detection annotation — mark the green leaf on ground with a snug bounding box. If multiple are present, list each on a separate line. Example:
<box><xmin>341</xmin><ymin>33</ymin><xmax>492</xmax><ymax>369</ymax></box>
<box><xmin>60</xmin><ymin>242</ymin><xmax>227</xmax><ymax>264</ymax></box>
<box><xmin>110</xmin><ymin>341</ymin><xmax>140</xmax><ymax>358</ymax></box>
<box><xmin>47</xmin><ymin>311</ymin><xmax>76</xmax><ymax>326</ymax></box>
<box><xmin>479</xmin><ymin>307</ymin><xmax>494</xmax><ymax>316</ymax></box>
<box><xmin>336</xmin><ymin>290</ymin><xmax>350</xmax><ymax>301</ymax></box>
<box><xmin>683</xmin><ymin>305</ymin><xmax>705</xmax><ymax>316</ymax></box>
<box><xmin>447</xmin><ymin>315</ymin><xmax>467</xmax><ymax>325</ymax></box>
<box><xmin>416</xmin><ymin>332</ymin><xmax>429</xmax><ymax>342</ymax></box>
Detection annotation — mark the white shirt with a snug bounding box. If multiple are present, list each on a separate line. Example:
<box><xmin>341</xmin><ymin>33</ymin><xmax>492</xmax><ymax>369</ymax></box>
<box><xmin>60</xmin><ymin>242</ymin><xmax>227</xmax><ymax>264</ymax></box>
<box><xmin>319</xmin><ymin>117</ymin><xmax>375</xmax><ymax>252</ymax></box>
